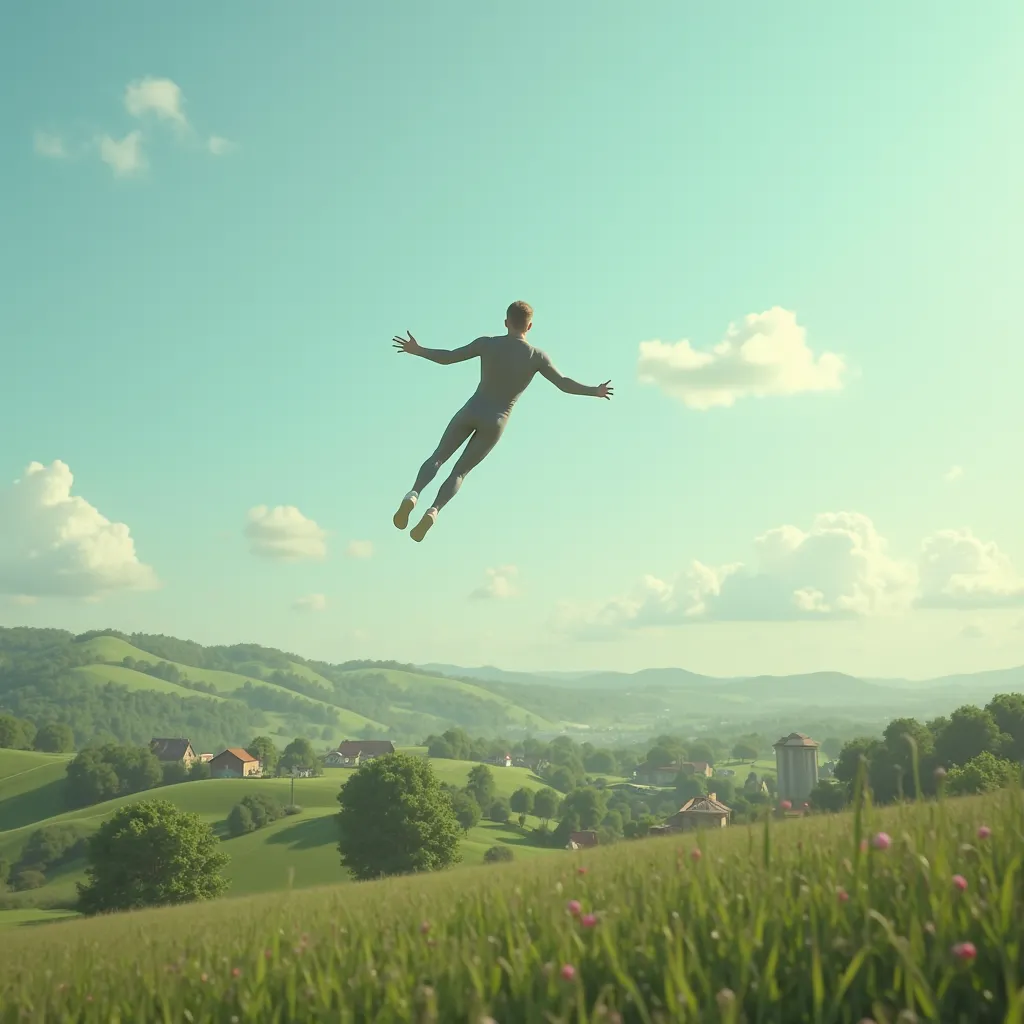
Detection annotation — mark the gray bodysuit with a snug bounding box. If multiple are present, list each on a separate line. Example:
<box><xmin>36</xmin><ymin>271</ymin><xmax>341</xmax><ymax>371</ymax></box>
<box><xmin>410</xmin><ymin>335</ymin><xmax>600</xmax><ymax>512</ymax></box>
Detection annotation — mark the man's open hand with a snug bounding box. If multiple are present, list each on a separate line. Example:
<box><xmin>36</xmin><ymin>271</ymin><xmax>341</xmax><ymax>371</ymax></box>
<box><xmin>392</xmin><ymin>331</ymin><xmax>421</xmax><ymax>355</ymax></box>
<box><xmin>596</xmin><ymin>379</ymin><xmax>614</xmax><ymax>400</ymax></box>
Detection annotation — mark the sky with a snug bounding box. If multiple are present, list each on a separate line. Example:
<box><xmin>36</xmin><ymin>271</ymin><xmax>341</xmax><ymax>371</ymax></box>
<box><xmin>2</xmin><ymin>1</ymin><xmax>1023</xmax><ymax>680</ymax></box>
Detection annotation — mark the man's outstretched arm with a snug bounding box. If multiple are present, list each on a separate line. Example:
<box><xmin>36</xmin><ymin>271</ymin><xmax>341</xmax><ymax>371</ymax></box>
<box><xmin>393</xmin><ymin>331</ymin><xmax>482</xmax><ymax>365</ymax></box>
<box><xmin>539</xmin><ymin>355</ymin><xmax>613</xmax><ymax>399</ymax></box>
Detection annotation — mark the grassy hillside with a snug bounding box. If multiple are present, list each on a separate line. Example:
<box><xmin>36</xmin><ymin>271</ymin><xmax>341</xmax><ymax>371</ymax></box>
<box><xmin>0</xmin><ymin>790</ymin><xmax>1015</xmax><ymax>1020</ymax></box>
<box><xmin>0</xmin><ymin>749</ymin><xmax>74</xmax><ymax>831</ymax></box>
<box><xmin>0</xmin><ymin>759</ymin><xmax>554</xmax><ymax>910</ymax></box>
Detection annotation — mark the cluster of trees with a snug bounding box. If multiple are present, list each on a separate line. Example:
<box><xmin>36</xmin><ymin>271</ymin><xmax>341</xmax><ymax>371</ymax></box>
<box><xmin>65</xmin><ymin>744</ymin><xmax>168</xmax><ymax>808</ymax></box>
<box><xmin>0</xmin><ymin>823</ymin><xmax>90</xmax><ymax>892</ymax></box>
<box><xmin>825</xmin><ymin>694</ymin><xmax>1024</xmax><ymax>807</ymax></box>
<box><xmin>227</xmin><ymin>793</ymin><xmax>295</xmax><ymax>837</ymax></box>
<box><xmin>0</xmin><ymin>714</ymin><xmax>75</xmax><ymax>753</ymax></box>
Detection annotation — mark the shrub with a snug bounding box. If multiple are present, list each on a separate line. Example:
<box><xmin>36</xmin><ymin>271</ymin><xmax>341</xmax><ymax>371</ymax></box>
<box><xmin>284</xmin><ymin>804</ymin><xmax>303</xmax><ymax>816</ymax></box>
<box><xmin>227</xmin><ymin>802</ymin><xmax>255</xmax><ymax>837</ymax></box>
<box><xmin>483</xmin><ymin>845</ymin><xmax>514</xmax><ymax>863</ymax></box>
<box><xmin>12</xmin><ymin>869</ymin><xmax>46</xmax><ymax>891</ymax></box>
<box><xmin>488</xmin><ymin>797</ymin><xmax>512</xmax><ymax>824</ymax></box>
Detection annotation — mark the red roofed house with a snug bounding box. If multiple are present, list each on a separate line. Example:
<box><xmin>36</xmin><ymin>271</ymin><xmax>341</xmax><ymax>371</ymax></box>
<box><xmin>566</xmin><ymin>830</ymin><xmax>599</xmax><ymax>850</ymax></box>
<box><xmin>209</xmin><ymin>748</ymin><xmax>261</xmax><ymax>778</ymax></box>
<box><xmin>667</xmin><ymin>793</ymin><xmax>732</xmax><ymax>831</ymax></box>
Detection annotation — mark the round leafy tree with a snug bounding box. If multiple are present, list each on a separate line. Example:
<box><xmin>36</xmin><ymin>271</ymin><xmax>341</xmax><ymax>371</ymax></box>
<box><xmin>337</xmin><ymin>753</ymin><xmax>462</xmax><ymax>880</ymax></box>
<box><xmin>76</xmin><ymin>800</ymin><xmax>228</xmax><ymax>915</ymax></box>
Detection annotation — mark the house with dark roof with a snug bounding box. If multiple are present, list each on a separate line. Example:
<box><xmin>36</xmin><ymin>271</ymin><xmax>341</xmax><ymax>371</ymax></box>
<box><xmin>667</xmin><ymin>793</ymin><xmax>732</xmax><ymax>831</ymax></box>
<box><xmin>209</xmin><ymin>748</ymin><xmax>261</xmax><ymax>778</ymax></box>
<box><xmin>566</xmin><ymin>830</ymin><xmax>599</xmax><ymax>850</ymax></box>
<box><xmin>324</xmin><ymin>739</ymin><xmax>395</xmax><ymax>768</ymax></box>
<box><xmin>149</xmin><ymin>738</ymin><xmax>197</xmax><ymax>766</ymax></box>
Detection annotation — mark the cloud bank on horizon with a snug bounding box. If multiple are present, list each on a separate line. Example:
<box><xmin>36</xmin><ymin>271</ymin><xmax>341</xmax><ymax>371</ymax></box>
<box><xmin>637</xmin><ymin>307</ymin><xmax>845</xmax><ymax>410</ymax></box>
<box><xmin>557</xmin><ymin>513</ymin><xmax>1024</xmax><ymax>638</ymax></box>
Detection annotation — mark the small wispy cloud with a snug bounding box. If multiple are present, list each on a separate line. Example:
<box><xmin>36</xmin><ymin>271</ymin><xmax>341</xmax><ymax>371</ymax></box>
<box><xmin>33</xmin><ymin>132</ymin><xmax>66</xmax><ymax>159</ymax></box>
<box><xmin>470</xmin><ymin>565</ymin><xmax>519</xmax><ymax>600</ymax></box>
<box><xmin>207</xmin><ymin>135</ymin><xmax>235</xmax><ymax>156</ymax></box>
<box><xmin>944</xmin><ymin>465</ymin><xmax>964</xmax><ymax>484</ymax></box>
<box><xmin>98</xmin><ymin>131</ymin><xmax>146</xmax><ymax>177</ymax></box>
<box><xmin>293</xmin><ymin>593</ymin><xmax>327</xmax><ymax>613</ymax></box>
<box><xmin>960</xmin><ymin>621</ymin><xmax>988</xmax><ymax>640</ymax></box>
<box><xmin>346</xmin><ymin>540</ymin><xmax>374</xmax><ymax>559</ymax></box>
<box><xmin>244</xmin><ymin>505</ymin><xmax>328</xmax><ymax>562</ymax></box>
<box><xmin>125</xmin><ymin>76</ymin><xmax>188</xmax><ymax>127</ymax></box>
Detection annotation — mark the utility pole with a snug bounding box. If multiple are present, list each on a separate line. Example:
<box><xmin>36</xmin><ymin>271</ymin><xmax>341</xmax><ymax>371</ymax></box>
<box><xmin>290</xmin><ymin>769</ymin><xmax>296</xmax><ymax>806</ymax></box>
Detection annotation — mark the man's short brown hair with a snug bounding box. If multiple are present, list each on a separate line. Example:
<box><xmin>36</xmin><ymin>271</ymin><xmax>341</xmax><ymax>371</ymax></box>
<box><xmin>506</xmin><ymin>301</ymin><xmax>533</xmax><ymax>330</ymax></box>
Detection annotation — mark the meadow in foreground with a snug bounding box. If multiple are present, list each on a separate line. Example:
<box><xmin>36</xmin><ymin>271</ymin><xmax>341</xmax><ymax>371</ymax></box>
<box><xmin>0</xmin><ymin>785</ymin><xmax>1019</xmax><ymax>1023</ymax></box>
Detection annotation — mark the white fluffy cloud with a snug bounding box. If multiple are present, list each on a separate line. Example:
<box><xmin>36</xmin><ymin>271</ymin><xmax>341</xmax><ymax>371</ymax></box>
<box><xmin>293</xmin><ymin>593</ymin><xmax>327</xmax><ymax>613</ymax></box>
<box><xmin>34</xmin><ymin>132</ymin><xmax>66</xmax><ymax>159</ymax></box>
<box><xmin>0</xmin><ymin>461</ymin><xmax>158</xmax><ymax>599</ymax></box>
<box><xmin>345</xmin><ymin>540</ymin><xmax>374</xmax><ymax>559</ymax></box>
<box><xmin>125</xmin><ymin>77</ymin><xmax>188</xmax><ymax>126</ymax></box>
<box><xmin>637</xmin><ymin>307</ymin><xmax>845</xmax><ymax>410</ymax></box>
<box><xmin>207</xmin><ymin>135</ymin><xmax>234</xmax><ymax>156</ymax></box>
<box><xmin>470</xmin><ymin>565</ymin><xmax>519</xmax><ymax>600</ymax></box>
<box><xmin>558</xmin><ymin>512</ymin><xmax>915</xmax><ymax>635</ymax></box>
<box><xmin>917</xmin><ymin>529</ymin><xmax>1024</xmax><ymax>608</ymax></box>
<box><xmin>98</xmin><ymin>131</ymin><xmax>146</xmax><ymax>177</ymax></box>
<box><xmin>245</xmin><ymin>506</ymin><xmax>327</xmax><ymax>561</ymax></box>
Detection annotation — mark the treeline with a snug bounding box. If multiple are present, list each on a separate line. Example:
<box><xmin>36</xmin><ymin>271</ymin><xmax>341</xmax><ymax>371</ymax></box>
<box><xmin>823</xmin><ymin>693</ymin><xmax>1024</xmax><ymax>808</ymax></box>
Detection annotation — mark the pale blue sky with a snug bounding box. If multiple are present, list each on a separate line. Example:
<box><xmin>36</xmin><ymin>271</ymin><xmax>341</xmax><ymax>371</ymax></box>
<box><xmin>2</xmin><ymin>1</ymin><xmax>1022</xmax><ymax>679</ymax></box>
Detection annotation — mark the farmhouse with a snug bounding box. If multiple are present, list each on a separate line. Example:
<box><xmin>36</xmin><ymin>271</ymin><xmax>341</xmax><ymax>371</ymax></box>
<box><xmin>681</xmin><ymin>761</ymin><xmax>714</xmax><ymax>778</ymax></box>
<box><xmin>209</xmin><ymin>748</ymin><xmax>261</xmax><ymax>778</ymax></box>
<box><xmin>485</xmin><ymin>753</ymin><xmax>512</xmax><ymax>768</ymax></box>
<box><xmin>325</xmin><ymin>739</ymin><xmax>395</xmax><ymax>768</ymax></box>
<box><xmin>566</xmin><ymin>830</ymin><xmax>599</xmax><ymax>851</ymax></box>
<box><xmin>149</xmin><ymin>738</ymin><xmax>197</xmax><ymax>766</ymax></box>
<box><xmin>632</xmin><ymin>762</ymin><xmax>682</xmax><ymax>786</ymax></box>
<box><xmin>667</xmin><ymin>793</ymin><xmax>732</xmax><ymax>831</ymax></box>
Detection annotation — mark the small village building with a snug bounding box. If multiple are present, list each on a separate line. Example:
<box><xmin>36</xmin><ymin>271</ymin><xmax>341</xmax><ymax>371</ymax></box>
<box><xmin>209</xmin><ymin>747</ymin><xmax>261</xmax><ymax>778</ymax></box>
<box><xmin>149</xmin><ymin>738</ymin><xmax>197</xmax><ymax>766</ymax></box>
<box><xmin>667</xmin><ymin>793</ymin><xmax>732</xmax><ymax>831</ymax></box>
<box><xmin>681</xmin><ymin>761</ymin><xmax>715</xmax><ymax>778</ymax></box>
<box><xmin>324</xmin><ymin>739</ymin><xmax>395</xmax><ymax>768</ymax></box>
<box><xmin>566</xmin><ymin>830</ymin><xmax>599</xmax><ymax>851</ymax></box>
<box><xmin>773</xmin><ymin>732</ymin><xmax>820</xmax><ymax>804</ymax></box>
<box><xmin>485</xmin><ymin>753</ymin><xmax>512</xmax><ymax>768</ymax></box>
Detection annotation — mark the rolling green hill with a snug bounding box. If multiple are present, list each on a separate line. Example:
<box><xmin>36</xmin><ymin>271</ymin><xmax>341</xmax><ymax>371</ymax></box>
<box><xmin>0</xmin><ymin>757</ymin><xmax>554</xmax><ymax>914</ymax></box>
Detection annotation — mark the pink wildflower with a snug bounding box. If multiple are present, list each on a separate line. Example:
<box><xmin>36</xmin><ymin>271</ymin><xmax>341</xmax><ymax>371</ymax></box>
<box><xmin>581</xmin><ymin>913</ymin><xmax>598</xmax><ymax>928</ymax></box>
<box><xmin>560</xmin><ymin>963</ymin><xmax>576</xmax><ymax>982</ymax></box>
<box><xmin>232</xmin><ymin>967</ymin><xmax>241</xmax><ymax>978</ymax></box>
<box><xmin>952</xmin><ymin>941</ymin><xmax>976</xmax><ymax>963</ymax></box>
<box><xmin>577</xmin><ymin>866</ymin><xmax>588</xmax><ymax>876</ymax></box>
<box><xmin>780</xmin><ymin>800</ymin><xmax>792</xmax><ymax>811</ymax></box>
<box><xmin>871</xmin><ymin>832</ymin><xmax>892</xmax><ymax>851</ymax></box>
<box><xmin>690</xmin><ymin>847</ymin><xmax>702</xmax><ymax>863</ymax></box>
<box><xmin>952</xmin><ymin>874</ymin><xmax>968</xmax><ymax>892</ymax></box>
<box><xmin>836</xmin><ymin>886</ymin><xmax>850</xmax><ymax>904</ymax></box>
<box><xmin>566</xmin><ymin>899</ymin><xmax>582</xmax><ymax>917</ymax></box>
<box><xmin>977</xmin><ymin>825</ymin><xmax>991</xmax><ymax>840</ymax></box>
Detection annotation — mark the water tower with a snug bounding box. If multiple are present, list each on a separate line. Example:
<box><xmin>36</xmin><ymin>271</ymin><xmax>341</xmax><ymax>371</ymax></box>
<box><xmin>773</xmin><ymin>732</ymin><xmax>820</xmax><ymax>804</ymax></box>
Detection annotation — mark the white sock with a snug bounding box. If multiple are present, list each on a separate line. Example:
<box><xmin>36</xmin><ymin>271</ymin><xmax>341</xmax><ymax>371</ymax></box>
<box><xmin>404</xmin><ymin>491</ymin><xmax>418</xmax><ymax>504</ymax></box>
<box><xmin>426</xmin><ymin>507</ymin><xmax>438</xmax><ymax>518</ymax></box>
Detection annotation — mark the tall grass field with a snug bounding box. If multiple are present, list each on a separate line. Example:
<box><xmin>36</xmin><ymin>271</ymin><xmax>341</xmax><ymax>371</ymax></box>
<box><xmin>0</xmin><ymin>782</ymin><xmax>1020</xmax><ymax>1022</ymax></box>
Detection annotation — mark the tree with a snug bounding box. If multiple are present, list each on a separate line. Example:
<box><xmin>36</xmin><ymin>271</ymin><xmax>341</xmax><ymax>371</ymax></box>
<box><xmin>488</xmin><ymin>797</ymin><xmax>512</xmax><ymax>823</ymax></box>
<box><xmin>711</xmin><ymin>777</ymin><xmax>736</xmax><ymax>804</ymax></box>
<box><xmin>337</xmin><ymin>753</ymin><xmax>462</xmax><ymax>880</ymax></box>
<box><xmin>559</xmin><ymin>787</ymin><xmax>607</xmax><ymax>830</ymax></box>
<box><xmin>509</xmin><ymin>787</ymin><xmax>534</xmax><ymax>816</ymax></box>
<box><xmin>247</xmin><ymin>736</ymin><xmax>280</xmax><ymax>776</ymax></box>
<box><xmin>161</xmin><ymin>761</ymin><xmax>190</xmax><ymax>786</ymax></box>
<box><xmin>731</xmin><ymin>742</ymin><xmax>758</xmax><ymax>762</ymax></box>
<box><xmin>451</xmin><ymin>790</ymin><xmax>481</xmax><ymax>832</ymax></box>
<box><xmin>532</xmin><ymin>787</ymin><xmax>559</xmax><ymax>824</ymax></box>
<box><xmin>0</xmin><ymin>714</ymin><xmax>35</xmax><ymax>750</ymax></box>
<box><xmin>946</xmin><ymin>751</ymin><xmax>1020</xmax><ymax>795</ymax></box>
<box><xmin>483</xmin><ymin>845</ymin><xmax>514</xmax><ymax>864</ymax></box>
<box><xmin>675</xmin><ymin>775</ymin><xmax>706</xmax><ymax>803</ymax></box>
<box><xmin>688</xmin><ymin>741</ymin><xmax>715</xmax><ymax>766</ymax></box>
<box><xmin>820</xmin><ymin>737</ymin><xmax>844</xmax><ymax>759</ymax></box>
<box><xmin>76</xmin><ymin>801</ymin><xmax>228</xmax><ymax>915</ymax></box>
<box><xmin>987</xmin><ymin>694</ymin><xmax>1024</xmax><ymax>762</ymax></box>
<box><xmin>808</xmin><ymin>780</ymin><xmax>847</xmax><ymax>813</ymax></box>
<box><xmin>280</xmin><ymin>737</ymin><xmax>322</xmax><ymax>776</ymax></box>
<box><xmin>646</xmin><ymin>746</ymin><xmax>676</xmax><ymax>768</ymax></box>
<box><xmin>833</xmin><ymin>738</ymin><xmax>883</xmax><ymax>785</ymax></box>
<box><xmin>547</xmin><ymin>765</ymin><xmax>576</xmax><ymax>793</ymax></box>
<box><xmin>584</xmin><ymin>749</ymin><xmax>617</xmax><ymax>774</ymax></box>
<box><xmin>465</xmin><ymin>764</ymin><xmax>496</xmax><ymax>809</ymax></box>
<box><xmin>33</xmin><ymin>722</ymin><xmax>75</xmax><ymax>753</ymax></box>
<box><xmin>227</xmin><ymin>802</ymin><xmax>255</xmax><ymax>837</ymax></box>
<box><xmin>934</xmin><ymin>706</ymin><xmax>1003</xmax><ymax>770</ymax></box>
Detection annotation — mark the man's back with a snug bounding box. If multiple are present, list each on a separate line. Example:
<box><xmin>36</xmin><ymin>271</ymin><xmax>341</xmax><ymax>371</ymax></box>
<box><xmin>470</xmin><ymin>335</ymin><xmax>544</xmax><ymax>414</ymax></box>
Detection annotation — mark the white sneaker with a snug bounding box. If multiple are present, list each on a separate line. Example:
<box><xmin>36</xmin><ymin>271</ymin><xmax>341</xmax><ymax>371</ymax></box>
<box><xmin>393</xmin><ymin>492</ymin><xmax>417</xmax><ymax>530</ymax></box>
<box><xmin>410</xmin><ymin>508</ymin><xmax>437</xmax><ymax>543</ymax></box>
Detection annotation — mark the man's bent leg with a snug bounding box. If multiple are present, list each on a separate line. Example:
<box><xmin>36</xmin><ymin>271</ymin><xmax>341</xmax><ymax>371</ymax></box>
<box><xmin>431</xmin><ymin>420</ymin><xmax>504</xmax><ymax>513</ymax></box>
<box><xmin>395</xmin><ymin>410</ymin><xmax>473</xmax><ymax>530</ymax></box>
